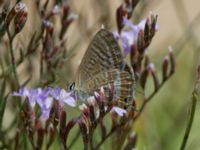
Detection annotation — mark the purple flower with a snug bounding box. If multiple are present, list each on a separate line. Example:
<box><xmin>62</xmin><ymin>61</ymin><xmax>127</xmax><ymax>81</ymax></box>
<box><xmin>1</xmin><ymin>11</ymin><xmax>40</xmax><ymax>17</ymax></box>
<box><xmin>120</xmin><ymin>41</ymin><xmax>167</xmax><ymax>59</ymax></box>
<box><xmin>13</xmin><ymin>87</ymin><xmax>37</xmax><ymax>107</ymax></box>
<box><xmin>111</xmin><ymin>107</ymin><xmax>127</xmax><ymax>116</ymax></box>
<box><xmin>12</xmin><ymin>87</ymin><xmax>29</xmax><ymax>97</ymax></box>
<box><xmin>114</xmin><ymin>16</ymin><xmax>158</xmax><ymax>56</ymax></box>
<box><xmin>49</xmin><ymin>87</ymin><xmax>76</xmax><ymax>107</ymax></box>
<box><xmin>13</xmin><ymin>87</ymin><xmax>77</xmax><ymax>120</ymax></box>
<box><xmin>59</xmin><ymin>89</ymin><xmax>76</xmax><ymax>107</ymax></box>
<box><xmin>114</xmin><ymin>18</ymin><xmax>146</xmax><ymax>56</ymax></box>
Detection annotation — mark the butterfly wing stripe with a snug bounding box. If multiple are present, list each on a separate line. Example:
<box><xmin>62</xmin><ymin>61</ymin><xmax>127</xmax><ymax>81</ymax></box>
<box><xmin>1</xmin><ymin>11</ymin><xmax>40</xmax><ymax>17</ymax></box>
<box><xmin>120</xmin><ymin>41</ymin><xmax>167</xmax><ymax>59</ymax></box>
<box><xmin>82</xmin><ymin>69</ymin><xmax>134</xmax><ymax>101</ymax></box>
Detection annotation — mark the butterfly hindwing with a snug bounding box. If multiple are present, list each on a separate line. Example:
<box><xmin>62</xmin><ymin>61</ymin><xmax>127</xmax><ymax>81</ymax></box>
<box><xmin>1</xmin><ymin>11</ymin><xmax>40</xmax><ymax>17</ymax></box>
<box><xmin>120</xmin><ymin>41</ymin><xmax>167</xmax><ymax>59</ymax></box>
<box><xmin>82</xmin><ymin>69</ymin><xmax>134</xmax><ymax>101</ymax></box>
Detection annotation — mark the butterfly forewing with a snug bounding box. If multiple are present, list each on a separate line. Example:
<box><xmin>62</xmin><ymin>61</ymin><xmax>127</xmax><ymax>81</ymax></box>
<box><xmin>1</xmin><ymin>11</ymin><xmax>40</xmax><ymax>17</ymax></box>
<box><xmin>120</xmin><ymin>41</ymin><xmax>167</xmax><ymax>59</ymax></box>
<box><xmin>77</xmin><ymin>29</ymin><xmax>123</xmax><ymax>85</ymax></box>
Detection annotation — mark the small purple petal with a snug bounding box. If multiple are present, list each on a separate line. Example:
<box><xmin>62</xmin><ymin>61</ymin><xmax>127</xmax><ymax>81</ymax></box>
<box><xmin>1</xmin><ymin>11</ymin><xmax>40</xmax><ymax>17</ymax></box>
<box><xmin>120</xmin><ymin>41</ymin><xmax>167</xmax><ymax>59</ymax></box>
<box><xmin>123</xmin><ymin>17</ymin><xmax>136</xmax><ymax>29</ymax></box>
<box><xmin>44</xmin><ymin>97</ymin><xmax>53</xmax><ymax>109</ymax></box>
<box><xmin>12</xmin><ymin>87</ymin><xmax>29</xmax><ymax>97</ymax></box>
<box><xmin>37</xmin><ymin>97</ymin><xmax>53</xmax><ymax>110</ymax></box>
<box><xmin>113</xmin><ymin>31</ymin><xmax>120</xmax><ymax>40</ymax></box>
<box><xmin>59</xmin><ymin>89</ymin><xmax>76</xmax><ymax>107</ymax></box>
<box><xmin>28</xmin><ymin>88</ymin><xmax>42</xmax><ymax>107</ymax></box>
<box><xmin>49</xmin><ymin>87</ymin><xmax>61</xmax><ymax>100</ymax></box>
<box><xmin>111</xmin><ymin>107</ymin><xmax>127</xmax><ymax>116</ymax></box>
<box><xmin>40</xmin><ymin>108</ymin><xmax>51</xmax><ymax>121</ymax></box>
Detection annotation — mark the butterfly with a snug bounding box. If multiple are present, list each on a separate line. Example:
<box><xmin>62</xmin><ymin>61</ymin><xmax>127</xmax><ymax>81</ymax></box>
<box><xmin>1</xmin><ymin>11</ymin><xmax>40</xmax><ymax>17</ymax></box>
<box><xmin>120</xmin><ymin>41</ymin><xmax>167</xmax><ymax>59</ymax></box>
<box><xmin>71</xmin><ymin>29</ymin><xmax>134</xmax><ymax>105</ymax></box>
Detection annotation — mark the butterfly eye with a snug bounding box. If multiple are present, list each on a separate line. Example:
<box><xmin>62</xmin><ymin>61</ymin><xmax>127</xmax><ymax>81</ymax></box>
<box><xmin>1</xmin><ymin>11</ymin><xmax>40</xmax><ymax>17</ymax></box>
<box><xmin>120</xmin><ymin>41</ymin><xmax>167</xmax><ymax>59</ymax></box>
<box><xmin>69</xmin><ymin>82</ymin><xmax>75</xmax><ymax>91</ymax></box>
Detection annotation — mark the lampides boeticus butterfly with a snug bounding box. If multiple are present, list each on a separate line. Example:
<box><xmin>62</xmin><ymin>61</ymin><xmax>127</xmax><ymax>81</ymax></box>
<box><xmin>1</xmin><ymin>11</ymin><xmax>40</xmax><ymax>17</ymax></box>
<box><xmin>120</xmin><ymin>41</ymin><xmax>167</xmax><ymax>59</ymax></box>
<box><xmin>72</xmin><ymin>29</ymin><xmax>134</xmax><ymax>105</ymax></box>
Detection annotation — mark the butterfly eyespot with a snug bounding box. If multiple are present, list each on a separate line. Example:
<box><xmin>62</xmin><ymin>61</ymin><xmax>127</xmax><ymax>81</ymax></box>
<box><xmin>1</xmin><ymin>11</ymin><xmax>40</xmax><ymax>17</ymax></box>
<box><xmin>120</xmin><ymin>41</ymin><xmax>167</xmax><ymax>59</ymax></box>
<box><xmin>69</xmin><ymin>82</ymin><xmax>75</xmax><ymax>91</ymax></box>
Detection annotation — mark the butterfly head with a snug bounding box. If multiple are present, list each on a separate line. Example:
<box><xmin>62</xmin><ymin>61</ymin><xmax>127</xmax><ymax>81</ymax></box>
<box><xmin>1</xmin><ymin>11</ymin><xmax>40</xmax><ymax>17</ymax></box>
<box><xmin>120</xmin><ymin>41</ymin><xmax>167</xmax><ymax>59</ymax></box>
<box><xmin>68</xmin><ymin>82</ymin><xmax>90</xmax><ymax>100</ymax></box>
<box><xmin>68</xmin><ymin>82</ymin><xmax>75</xmax><ymax>91</ymax></box>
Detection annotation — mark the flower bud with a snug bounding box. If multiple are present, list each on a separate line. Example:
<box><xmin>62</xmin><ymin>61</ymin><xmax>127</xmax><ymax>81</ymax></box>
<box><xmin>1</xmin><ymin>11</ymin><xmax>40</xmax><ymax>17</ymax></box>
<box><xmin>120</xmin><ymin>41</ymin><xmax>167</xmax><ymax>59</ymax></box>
<box><xmin>78</xmin><ymin>117</ymin><xmax>89</xmax><ymax>146</ymax></box>
<box><xmin>168</xmin><ymin>46</ymin><xmax>176</xmax><ymax>74</ymax></box>
<box><xmin>47</xmin><ymin>127</ymin><xmax>56</xmax><ymax>148</ymax></box>
<box><xmin>89</xmin><ymin>104</ymin><xmax>96</xmax><ymax>126</ymax></box>
<box><xmin>43</xmin><ymin>20</ymin><xmax>54</xmax><ymax>36</ymax></box>
<box><xmin>63</xmin><ymin>3</ymin><xmax>70</xmax><ymax>17</ymax></box>
<box><xmin>79</xmin><ymin>104</ymin><xmax>90</xmax><ymax>118</ymax></box>
<box><xmin>49</xmin><ymin>101</ymin><xmax>60</xmax><ymax>127</ymax></box>
<box><xmin>124</xmin><ymin>132</ymin><xmax>137</xmax><ymax>150</ymax></box>
<box><xmin>144</xmin><ymin>54</ymin><xmax>150</xmax><ymax>69</ymax></box>
<box><xmin>148</xmin><ymin>63</ymin><xmax>160</xmax><ymax>91</ymax></box>
<box><xmin>59</xmin><ymin>110</ymin><xmax>67</xmax><ymax>134</ymax></box>
<box><xmin>150</xmin><ymin>13</ymin><xmax>158</xmax><ymax>32</ymax></box>
<box><xmin>140</xmin><ymin>68</ymin><xmax>148</xmax><ymax>89</ymax></box>
<box><xmin>144</xmin><ymin>18</ymin><xmax>150</xmax><ymax>42</ymax></box>
<box><xmin>6</xmin><ymin>2</ymin><xmax>28</xmax><ymax>35</ymax></box>
<box><xmin>162</xmin><ymin>56</ymin><xmax>169</xmax><ymax>81</ymax></box>
<box><xmin>6</xmin><ymin>3</ymin><xmax>24</xmax><ymax>24</ymax></box>
<box><xmin>116</xmin><ymin>5</ymin><xmax>127</xmax><ymax>33</ymax></box>
<box><xmin>130</xmin><ymin>44</ymin><xmax>137</xmax><ymax>64</ymax></box>
<box><xmin>194</xmin><ymin>65</ymin><xmax>200</xmax><ymax>94</ymax></box>
<box><xmin>137</xmin><ymin>30</ymin><xmax>145</xmax><ymax>55</ymax></box>
<box><xmin>36</xmin><ymin>127</ymin><xmax>44</xmax><ymax>149</ymax></box>
<box><xmin>52</xmin><ymin>5</ymin><xmax>60</xmax><ymax>16</ymax></box>
<box><xmin>64</xmin><ymin>119</ymin><xmax>76</xmax><ymax>141</ymax></box>
<box><xmin>94</xmin><ymin>91</ymin><xmax>105</xmax><ymax>116</ymax></box>
<box><xmin>14</xmin><ymin>3</ymin><xmax>28</xmax><ymax>34</ymax></box>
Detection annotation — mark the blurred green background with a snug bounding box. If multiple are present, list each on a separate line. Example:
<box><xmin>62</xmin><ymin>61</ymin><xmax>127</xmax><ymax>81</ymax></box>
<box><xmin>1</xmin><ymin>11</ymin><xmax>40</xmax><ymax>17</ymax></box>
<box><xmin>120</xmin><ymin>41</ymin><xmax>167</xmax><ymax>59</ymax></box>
<box><xmin>2</xmin><ymin>0</ymin><xmax>200</xmax><ymax>149</ymax></box>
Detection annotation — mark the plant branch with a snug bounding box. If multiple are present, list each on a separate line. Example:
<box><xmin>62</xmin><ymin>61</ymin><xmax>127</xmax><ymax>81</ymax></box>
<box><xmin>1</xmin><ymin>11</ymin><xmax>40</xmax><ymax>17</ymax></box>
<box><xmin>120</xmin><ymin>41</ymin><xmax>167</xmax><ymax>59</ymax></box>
<box><xmin>94</xmin><ymin>123</ymin><xmax>120</xmax><ymax>150</ymax></box>
<box><xmin>134</xmin><ymin>72</ymin><xmax>174</xmax><ymax>120</ymax></box>
<box><xmin>180</xmin><ymin>92</ymin><xmax>197</xmax><ymax>150</ymax></box>
<box><xmin>7</xmin><ymin>29</ymin><xmax>20</xmax><ymax>89</ymax></box>
<box><xmin>68</xmin><ymin>130</ymin><xmax>81</xmax><ymax>149</ymax></box>
<box><xmin>180</xmin><ymin>65</ymin><xmax>200</xmax><ymax>150</ymax></box>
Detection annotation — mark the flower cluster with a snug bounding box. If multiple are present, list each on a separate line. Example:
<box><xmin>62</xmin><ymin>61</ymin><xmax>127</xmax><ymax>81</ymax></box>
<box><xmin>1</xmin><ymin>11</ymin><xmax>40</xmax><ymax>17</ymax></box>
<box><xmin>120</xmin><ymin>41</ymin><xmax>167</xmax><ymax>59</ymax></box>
<box><xmin>13</xmin><ymin>87</ymin><xmax>76</xmax><ymax>120</ymax></box>
<box><xmin>114</xmin><ymin>15</ymin><xmax>158</xmax><ymax>56</ymax></box>
<box><xmin>13</xmin><ymin>86</ymin><xmax>128</xmax><ymax>121</ymax></box>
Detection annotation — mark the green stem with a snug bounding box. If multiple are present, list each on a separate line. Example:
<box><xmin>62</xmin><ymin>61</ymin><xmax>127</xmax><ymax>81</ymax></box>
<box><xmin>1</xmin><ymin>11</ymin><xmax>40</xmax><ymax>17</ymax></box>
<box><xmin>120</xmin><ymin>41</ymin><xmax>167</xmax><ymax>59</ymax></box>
<box><xmin>39</xmin><ymin>51</ymin><xmax>44</xmax><ymax>85</ymax></box>
<box><xmin>7</xmin><ymin>30</ymin><xmax>20</xmax><ymax>89</ymax></box>
<box><xmin>0</xmin><ymin>80</ymin><xmax>6</xmax><ymax>129</ymax></box>
<box><xmin>94</xmin><ymin>124</ymin><xmax>120</xmax><ymax>150</ymax></box>
<box><xmin>134</xmin><ymin>72</ymin><xmax>174</xmax><ymax>120</ymax></box>
<box><xmin>68</xmin><ymin>130</ymin><xmax>81</xmax><ymax>149</ymax></box>
<box><xmin>89</xmin><ymin>128</ymin><xmax>94</xmax><ymax>150</ymax></box>
<box><xmin>180</xmin><ymin>92</ymin><xmax>197</xmax><ymax>150</ymax></box>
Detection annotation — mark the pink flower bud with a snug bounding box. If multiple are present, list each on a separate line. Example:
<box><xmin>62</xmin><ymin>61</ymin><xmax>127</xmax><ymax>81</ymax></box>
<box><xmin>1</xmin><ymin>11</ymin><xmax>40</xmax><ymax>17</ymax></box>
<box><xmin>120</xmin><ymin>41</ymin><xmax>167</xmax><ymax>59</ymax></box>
<box><xmin>168</xmin><ymin>46</ymin><xmax>176</xmax><ymax>74</ymax></box>
<box><xmin>11</xmin><ymin>3</ymin><xmax>28</xmax><ymax>34</ymax></box>
<box><xmin>162</xmin><ymin>56</ymin><xmax>169</xmax><ymax>81</ymax></box>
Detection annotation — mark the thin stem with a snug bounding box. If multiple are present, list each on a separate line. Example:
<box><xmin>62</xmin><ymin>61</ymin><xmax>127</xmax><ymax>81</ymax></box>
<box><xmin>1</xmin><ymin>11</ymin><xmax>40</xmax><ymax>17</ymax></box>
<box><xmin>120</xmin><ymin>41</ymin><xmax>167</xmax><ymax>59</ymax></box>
<box><xmin>0</xmin><ymin>80</ymin><xmax>6</xmax><ymax>129</ymax></box>
<box><xmin>40</xmin><ymin>52</ymin><xmax>44</xmax><ymax>85</ymax></box>
<box><xmin>0</xmin><ymin>50</ymin><xmax>33</xmax><ymax>79</ymax></box>
<box><xmin>134</xmin><ymin>72</ymin><xmax>174</xmax><ymax>120</ymax></box>
<box><xmin>4</xmin><ymin>114</ymin><xmax>18</xmax><ymax>133</ymax></box>
<box><xmin>94</xmin><ymin>124</ymin><xmax>120</xmax><ymax>150</ymax></box>
<box><xmin>89</xmin><ymin>128</ymin><xmax>94</xmax><ymax>150</ymax></box>
<box><xmin>7</xmin><ymin>29</ymin><xmax>20</xmax><ymax>89</ymax></box>
<box><xmin>68</xmin><ymin>130</ymin><xmax>81</xmax><ymax>149</ymax></box>
<box><xmin>180</xmin><ymin>92</ymin><xmax>197</xmax><ymax>150</ymax></box>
